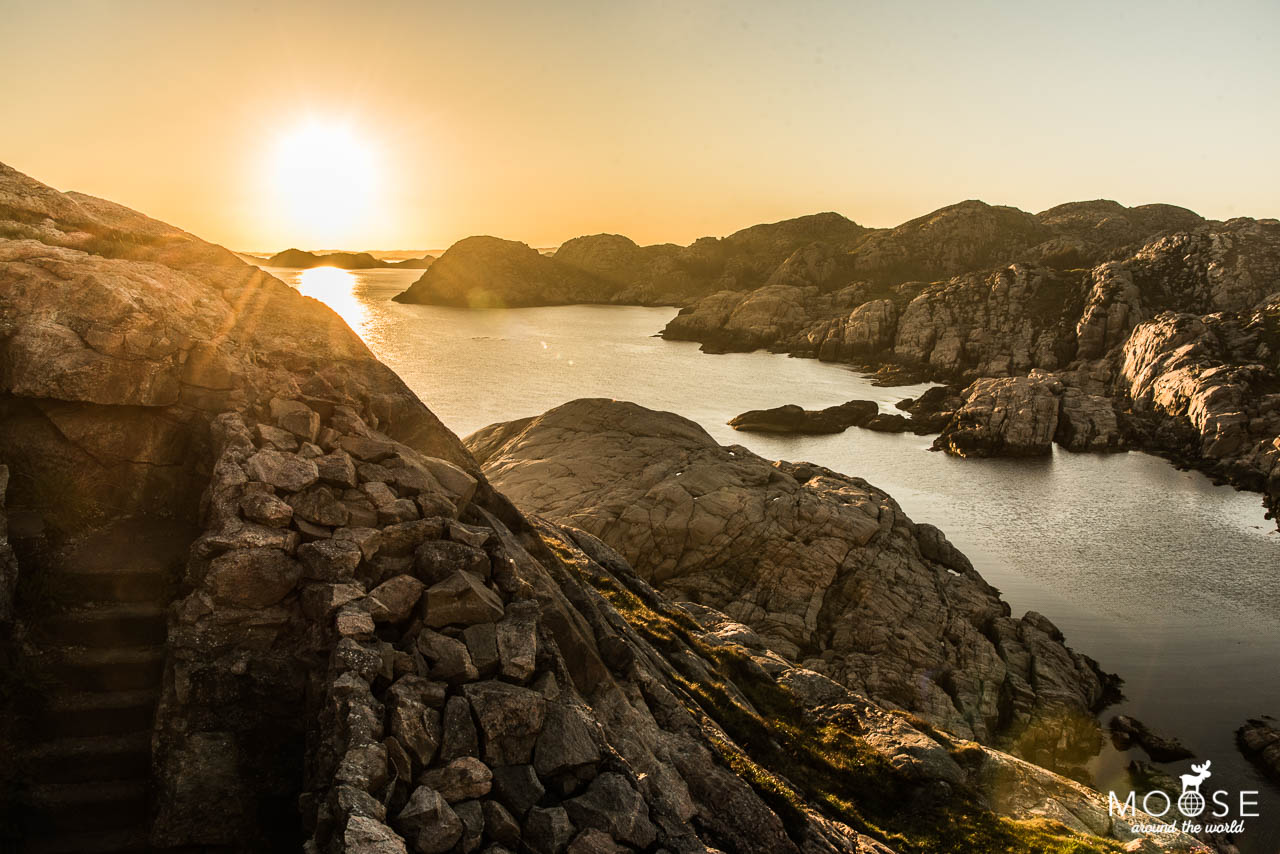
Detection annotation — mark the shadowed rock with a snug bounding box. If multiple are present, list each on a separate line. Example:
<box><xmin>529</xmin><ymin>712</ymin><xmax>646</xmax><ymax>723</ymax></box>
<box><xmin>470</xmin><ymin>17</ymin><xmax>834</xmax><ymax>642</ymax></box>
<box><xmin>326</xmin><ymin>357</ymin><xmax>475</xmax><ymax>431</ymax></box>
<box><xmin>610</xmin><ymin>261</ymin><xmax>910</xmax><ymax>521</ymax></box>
<box><xmin>728</xmin><ymin>399</ymin><xmax>878</xmax><ymax>434</ymax></box>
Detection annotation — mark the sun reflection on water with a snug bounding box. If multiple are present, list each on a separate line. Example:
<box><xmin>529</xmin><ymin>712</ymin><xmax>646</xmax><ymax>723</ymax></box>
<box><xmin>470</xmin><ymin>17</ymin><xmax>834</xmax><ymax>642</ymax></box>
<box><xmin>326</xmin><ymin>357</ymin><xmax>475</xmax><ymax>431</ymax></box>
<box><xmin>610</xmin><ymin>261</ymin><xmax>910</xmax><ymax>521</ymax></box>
<box><xmin>296</xmin><ymin>266</ymin><xmax>367</xmax><ymax>333</ymax></box>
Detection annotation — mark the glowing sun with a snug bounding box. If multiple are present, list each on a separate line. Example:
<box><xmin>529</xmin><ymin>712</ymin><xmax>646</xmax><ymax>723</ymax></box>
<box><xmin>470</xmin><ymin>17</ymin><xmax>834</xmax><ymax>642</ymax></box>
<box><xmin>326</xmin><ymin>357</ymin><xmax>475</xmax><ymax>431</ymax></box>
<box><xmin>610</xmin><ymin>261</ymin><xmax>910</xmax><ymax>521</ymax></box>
<box><xmin>268</xmin><ymin>120</ymin><xmax>381</xmax><ymax>246</ymax></box>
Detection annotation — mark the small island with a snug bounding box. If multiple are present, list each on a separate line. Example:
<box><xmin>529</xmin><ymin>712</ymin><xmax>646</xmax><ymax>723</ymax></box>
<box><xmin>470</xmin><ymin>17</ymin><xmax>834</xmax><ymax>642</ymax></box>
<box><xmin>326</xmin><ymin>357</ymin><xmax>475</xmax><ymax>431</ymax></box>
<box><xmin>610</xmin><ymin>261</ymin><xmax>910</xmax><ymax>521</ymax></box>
<box><xmin>262</xmin><ymin>247</ymin><xmax>434</xmax><ymax>269</ymax></box>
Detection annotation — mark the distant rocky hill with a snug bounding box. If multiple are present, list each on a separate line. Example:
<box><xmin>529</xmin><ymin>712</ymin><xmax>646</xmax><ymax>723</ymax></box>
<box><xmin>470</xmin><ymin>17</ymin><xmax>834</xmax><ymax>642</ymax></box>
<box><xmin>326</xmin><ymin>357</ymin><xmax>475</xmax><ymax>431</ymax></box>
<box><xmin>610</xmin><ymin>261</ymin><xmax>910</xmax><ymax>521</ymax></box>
<box><xmin>1</xmin><ymin>161</ymin><xmax>1210</xmax><ymax>852</ymax></box>
<box><xmin>392</xmin><ymin>236</ymin><xmax>613</xmax><ymax>308</ymax></box>
<box><xmin>264</xmin><ymin>247</ymin><xmax>434</xmax><ymax>269</ymax></box>
<box><xmin>392</xmin><ymin>201</ymin><xmax>1207</xmax><ymax>309</ymax></box>
<box><xmin>394</xmin><ymin>212</ymin><xmax>872</xmax><ymax>307</ymax></box>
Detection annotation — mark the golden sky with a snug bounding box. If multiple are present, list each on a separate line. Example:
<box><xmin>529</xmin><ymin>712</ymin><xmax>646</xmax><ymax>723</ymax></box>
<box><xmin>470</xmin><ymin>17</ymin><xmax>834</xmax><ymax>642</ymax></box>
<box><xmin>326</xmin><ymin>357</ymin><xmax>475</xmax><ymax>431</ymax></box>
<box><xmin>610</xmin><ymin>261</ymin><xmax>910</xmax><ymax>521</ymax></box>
<box><xmin>2</xmin><ymin>0</ymin><xmax>1277</xmax><ymax>251</ymax></box>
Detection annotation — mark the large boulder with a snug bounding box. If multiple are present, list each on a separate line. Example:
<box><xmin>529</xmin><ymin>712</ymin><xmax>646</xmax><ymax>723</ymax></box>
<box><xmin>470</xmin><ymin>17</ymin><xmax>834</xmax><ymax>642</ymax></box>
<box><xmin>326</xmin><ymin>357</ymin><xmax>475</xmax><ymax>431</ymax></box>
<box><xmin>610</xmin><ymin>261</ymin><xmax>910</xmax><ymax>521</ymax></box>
<box><xmin>933</xmin><ymin>371</ymin><xmax>1064</xmax><ymax>457</ymax></box>
<box><xmin>467</xmin><ymin>398</ymin><xmax>1115</xmax><ymax>770</ymax></box>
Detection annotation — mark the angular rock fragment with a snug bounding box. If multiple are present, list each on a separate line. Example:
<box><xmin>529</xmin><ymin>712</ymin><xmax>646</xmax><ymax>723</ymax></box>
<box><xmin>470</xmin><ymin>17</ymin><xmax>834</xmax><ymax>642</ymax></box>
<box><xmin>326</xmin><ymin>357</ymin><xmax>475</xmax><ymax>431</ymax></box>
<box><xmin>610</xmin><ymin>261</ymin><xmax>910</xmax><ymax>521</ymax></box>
<box><xmin>564</xmin><ymin>772</ymin><xmax>657</xmax><ymax>848</ymax></box>
<box><xmin>368</xmin><ymin>574</ymin><xmax>425</xmax><ymax>623</ymax></box>
<box><xmin>297</xmin><ymin>538</ymin><xmax>363</xmax><ymax>582</ymax></box>
<box><xmin>246</xmin><ymin>448</ymin><xmax>319</xmax><ymax>491</ymax></box>
<box><xmin>463</xmin><ymin>681</ymin><xmax>546</xmax><ymax>765</ymax></box>
<box><xmin>239</xmin><ymin>491</ymin><xmax>294</xmax><ymax>527</ymax></box>
<box><xmin>288</xmin><ymin>485</ymin><xmax>352</xmax><ymax>528</ymax></box>
<box><xmin>205</xmin><ymin>547</ymin><xmax>301</xmax><ymax>608</ymax></box>
<box><xmin>395</xmin><ymin>786</ymin><xmax>462</xmax><ymax>854</ymax></box>
<box><xmin>419</xmin><ymin>756</ymin><xmax>492</xmax><ymax>803</ymax></box>
<box><xmin>423</xmin><ymin>571</ymin><xmax>504</xmax><ymax>627</ymax></box>
<box><xmin>317</xmin><ymin>450</ymin><xmax>360</xmax><ymax>488</ymax></box>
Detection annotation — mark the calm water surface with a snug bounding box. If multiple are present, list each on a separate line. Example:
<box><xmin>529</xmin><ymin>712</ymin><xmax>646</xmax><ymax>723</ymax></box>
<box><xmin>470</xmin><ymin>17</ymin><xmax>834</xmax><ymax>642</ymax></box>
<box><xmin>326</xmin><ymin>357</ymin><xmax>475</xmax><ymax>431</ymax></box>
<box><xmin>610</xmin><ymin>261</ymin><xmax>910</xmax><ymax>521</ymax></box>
<box><xmin>276</xmin><ymin>267</ymin><xmax>1280</xmax><ymax>851</ymax></box>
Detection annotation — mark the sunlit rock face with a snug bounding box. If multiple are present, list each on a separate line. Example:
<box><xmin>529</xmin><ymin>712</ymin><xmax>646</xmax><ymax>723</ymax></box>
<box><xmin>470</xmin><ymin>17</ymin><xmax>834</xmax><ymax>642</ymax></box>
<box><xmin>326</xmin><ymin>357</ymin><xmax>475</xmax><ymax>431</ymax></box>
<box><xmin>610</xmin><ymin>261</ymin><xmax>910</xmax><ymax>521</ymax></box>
<box><xmin>0</xmin><ymin>163</ymin><xmax>470</xmax><ymax>533</ymax></box>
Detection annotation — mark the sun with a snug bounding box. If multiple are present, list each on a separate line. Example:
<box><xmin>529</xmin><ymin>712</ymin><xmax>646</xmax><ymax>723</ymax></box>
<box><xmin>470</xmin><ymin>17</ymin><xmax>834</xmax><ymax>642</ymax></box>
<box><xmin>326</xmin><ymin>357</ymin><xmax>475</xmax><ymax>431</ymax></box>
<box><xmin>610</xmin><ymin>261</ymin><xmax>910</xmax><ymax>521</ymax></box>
<box><xmin>267</xmin><ymin>120</ymin><xmax>381</xmax><ymax>247</ymax></box>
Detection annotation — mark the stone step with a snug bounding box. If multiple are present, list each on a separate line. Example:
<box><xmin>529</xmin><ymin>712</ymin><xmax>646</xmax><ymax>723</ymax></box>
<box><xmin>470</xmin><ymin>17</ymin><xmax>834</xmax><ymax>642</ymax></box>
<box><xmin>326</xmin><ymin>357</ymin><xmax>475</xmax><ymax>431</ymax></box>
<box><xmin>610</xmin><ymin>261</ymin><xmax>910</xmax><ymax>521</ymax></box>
<box><xmin>25</xmin><ymin>780</ymin><xmax>150</xmax><ymax>834</ymax></box>
<box><xmin>45</xmin><ymin>646</ymin><xmax>166</xmax><ymax>692</ymax></box>
<box><xmin>40</xmin><ymin>689</ymin><xmax>160</xmax><ymax>739</ymax></box>
<box><xmin>45</xmin><ymin>568</ymin><xmax>170</xmax><ymax>606</ymax></box>
<box><xmin>20</xmin><ymin>826</ymin><xmax>149</xmax><ymax>854</ymax></box>
<box><xmin>42</xmin><ymin>516</ymin><xmax>194</xmax><ymax>606</ymax></box>
<box><xmin>27</xmin><ymin>732</ymin><xmax>152</xmax><ymax>785</ymax></box>
<box><xmin>36</xmin><ymin>604</ymin><xmax>168</xmax><ymax>647</ymax></box>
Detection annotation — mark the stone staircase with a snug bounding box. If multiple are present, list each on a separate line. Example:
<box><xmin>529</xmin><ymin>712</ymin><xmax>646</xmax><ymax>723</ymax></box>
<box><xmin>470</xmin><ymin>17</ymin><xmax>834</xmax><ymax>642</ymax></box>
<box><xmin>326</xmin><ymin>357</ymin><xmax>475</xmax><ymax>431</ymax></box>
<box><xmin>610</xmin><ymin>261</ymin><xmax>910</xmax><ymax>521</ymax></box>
<box><xmin>19</xmin><ymin>518</ymin><xmax>189</xmax><ymax>854</ymax></box>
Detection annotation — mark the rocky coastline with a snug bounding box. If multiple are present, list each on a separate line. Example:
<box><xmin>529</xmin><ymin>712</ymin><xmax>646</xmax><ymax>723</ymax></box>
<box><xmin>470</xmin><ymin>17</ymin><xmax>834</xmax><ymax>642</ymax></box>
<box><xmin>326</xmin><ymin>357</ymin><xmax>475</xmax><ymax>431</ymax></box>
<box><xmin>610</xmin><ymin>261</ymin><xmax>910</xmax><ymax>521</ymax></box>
<box><xmin>388</xmin><ymin>200</ymin><xmax>1278</xmax><ymax>526</ymax></box>
<box><xmin>0</xmin><ymin>160</ymin><xmax>1215</xmax><ymax>852</ymax></box>
<box><xmin>658</xmin><ymin>213</ymin><xmax>1280</xmax><ymax>524</ymax></box>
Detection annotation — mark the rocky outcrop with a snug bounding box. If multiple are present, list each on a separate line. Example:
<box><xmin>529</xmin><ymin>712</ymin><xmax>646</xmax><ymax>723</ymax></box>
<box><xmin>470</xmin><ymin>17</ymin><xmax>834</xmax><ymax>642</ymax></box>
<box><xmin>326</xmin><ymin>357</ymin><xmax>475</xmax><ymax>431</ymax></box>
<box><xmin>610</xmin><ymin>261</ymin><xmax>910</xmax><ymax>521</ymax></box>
<box><xmin>1035</xmin><ymin>201</ymin><xmax>1204</xmax><ymax>268</ymax></box>
<box><xmin>0</xmin><ymin>162</ymin><xmax>1204</xmax><ymax>853</ymax></box>
<box><xmin>1237</xmin><ymin>717</ymin><xmax>1280</xmax><ymax>780</ymax></box>
<box><xmin>1118</xmin><ymin>308</ymin><xmax>1280</xmax><ymax>512</ymax></box>
<box><xmin>1056</xmin><ymin>388</ymin><xmax>1125</xmax><ymax>451</ymax></box>
<box><xmin>933</xmin><ymin>371</ymin><xmax>1065</xmax><ymax>458</ymax></box>
<box><xmin>0</xmin><ymin>166</ymin><xmax>469</xmax><ymax>537</ymax></box>
<box><xmin>728</xmin><ymin>400</ymin><xmax>878</xmax><ymax>434</ymax></box>
<box><xmin>467</xmin><ymin>399</ymin><xmax>1120</xmax><ymax>773</ymax></box>
<box><xmin>0</xmin><ymin>160</ymin><xmax>472</xmax><ymax>851</ymax></box>
<box><xmin>1108</xmin><ymin>716</ymin><xmax>1194</xmax><ymax>763</ymax></box>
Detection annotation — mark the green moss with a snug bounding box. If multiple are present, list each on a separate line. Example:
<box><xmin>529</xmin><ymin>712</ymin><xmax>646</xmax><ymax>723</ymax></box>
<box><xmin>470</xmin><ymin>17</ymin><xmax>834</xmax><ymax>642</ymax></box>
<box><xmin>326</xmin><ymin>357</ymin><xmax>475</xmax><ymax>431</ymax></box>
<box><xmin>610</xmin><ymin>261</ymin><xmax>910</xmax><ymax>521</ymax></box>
<box><xmin>554</xmin><ymin>533</ymin><xmax>1122</xmax><ymax>854</ymax></box>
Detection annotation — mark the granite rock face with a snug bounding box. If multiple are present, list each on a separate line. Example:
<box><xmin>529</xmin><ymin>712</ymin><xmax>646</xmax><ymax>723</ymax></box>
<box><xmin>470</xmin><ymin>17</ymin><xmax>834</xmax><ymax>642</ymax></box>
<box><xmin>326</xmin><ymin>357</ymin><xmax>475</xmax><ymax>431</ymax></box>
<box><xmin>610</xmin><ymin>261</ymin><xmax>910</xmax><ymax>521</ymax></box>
<box><xmin>467</xmin><ymin>399</ymin><xmax>1119</xmax><ymax>773</ymax></box>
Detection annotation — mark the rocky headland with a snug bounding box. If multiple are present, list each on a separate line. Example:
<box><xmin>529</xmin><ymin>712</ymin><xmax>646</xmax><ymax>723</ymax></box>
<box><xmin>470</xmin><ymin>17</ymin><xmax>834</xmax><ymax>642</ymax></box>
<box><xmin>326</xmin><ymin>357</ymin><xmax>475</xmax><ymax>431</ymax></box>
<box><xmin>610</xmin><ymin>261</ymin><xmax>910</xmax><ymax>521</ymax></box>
<box><xmin>0</xmin><ymin>160</ymin><xmax>1211</xmax><ymax>853</ymax></box>
<box><xmin>466</xmin><ymin>399</ymin><xmax>1119</xmax><ymax>775</ymax></box>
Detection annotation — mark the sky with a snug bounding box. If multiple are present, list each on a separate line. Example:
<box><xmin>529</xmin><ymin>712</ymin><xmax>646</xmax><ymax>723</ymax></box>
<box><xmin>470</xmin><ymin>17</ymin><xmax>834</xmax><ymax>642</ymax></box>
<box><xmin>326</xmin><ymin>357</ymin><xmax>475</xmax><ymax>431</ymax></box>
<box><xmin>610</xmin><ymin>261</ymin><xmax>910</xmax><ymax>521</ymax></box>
<box><xmin>1</xmin><ymin>0</ymin><xmax>1277</xmax><ymax>251</ymax></box>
